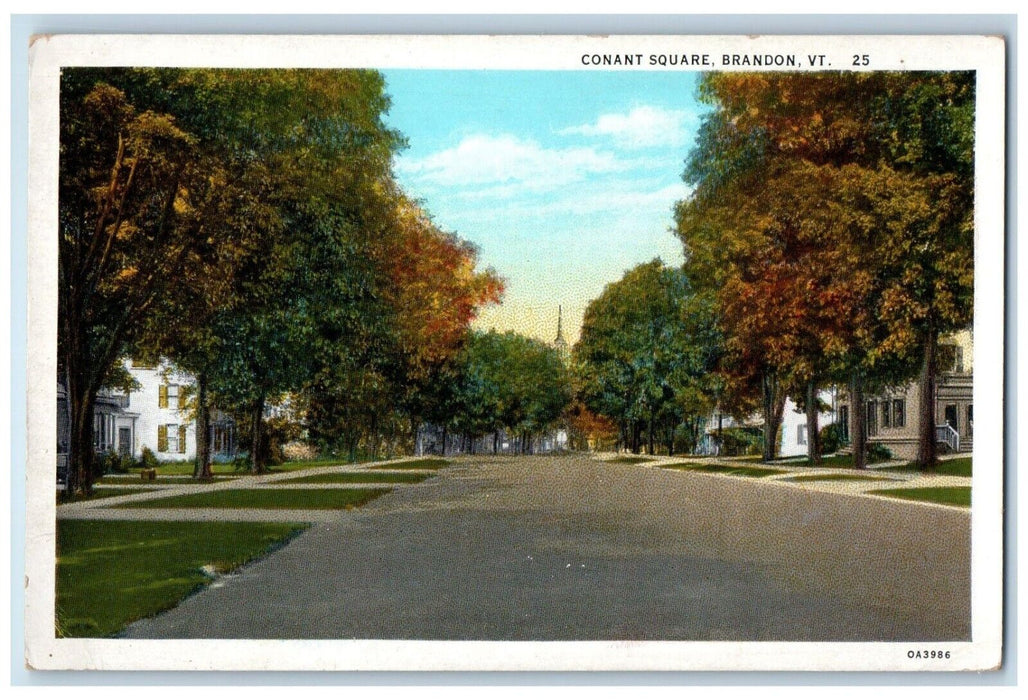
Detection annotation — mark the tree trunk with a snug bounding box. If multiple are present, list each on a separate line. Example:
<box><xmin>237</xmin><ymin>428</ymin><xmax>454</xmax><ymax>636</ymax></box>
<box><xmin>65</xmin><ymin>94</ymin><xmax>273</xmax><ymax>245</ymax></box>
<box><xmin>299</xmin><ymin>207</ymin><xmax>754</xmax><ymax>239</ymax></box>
<box><xmin>647</xmin><ymin>411</ymin><xmax>655</xmax><ymax>455</ymax></box>
<box><xmin>249</xmin><ymin>392</ymin><xmax>266</xmax><ymax>474</ymax></box>
<box><xmin>441</xmin><ymin>426</ymin><xmax>448</xmax><ymax>456</ymax></box>
<box><xmin>916</xmin><ymin>333</ymin><xmax>939</xmax><ymax>471</ymax></box>
<box><xmin>851</xmin><ymin>373</ymin><xmax>867</xmax><ymax>470</ymax></box>
<box><xmin>761</xmin><ymin>373</ymin><xmax>780</xmax><ymax>462</ymax></box>
<box><xmin>413</xmin><ymin>420</ymin><xmax>423</xmax><ymax>457</ymax></box>
<box><xmin>69</xmin><ymin>388</ymin><xmax>97</xmax><ymax>497</ymax></box>
<box><xmin>194</xmin><ymin>372</ymin><xmax>212</xmax><ymax>480</ymax></box>
<box><xmin>65</xmin><ymin>353</ymin><xmax>98</xmax><ymax>498</ymax></box>
<box><xmin>631</xmin><ymin>421</ymin><xmax>641</xmax><ymax>454</ymax></box>
<box><xmin>493</xmin><ymin>430</ymin><xmax>499</xmax><ymax>454</ymax></box>
<box><xmin>806</xmin><ymin>380</ymin><xmax>821</xmax><ymax>465</ymax></box>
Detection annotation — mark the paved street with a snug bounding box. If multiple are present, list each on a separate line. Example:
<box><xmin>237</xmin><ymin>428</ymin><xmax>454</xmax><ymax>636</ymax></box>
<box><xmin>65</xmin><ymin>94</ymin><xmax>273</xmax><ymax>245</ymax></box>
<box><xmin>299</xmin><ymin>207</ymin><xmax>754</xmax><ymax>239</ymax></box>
<box><xmin>117</xmin><ymin>453</ymin><xmax>970</xmax><ymax>641</ymax></box>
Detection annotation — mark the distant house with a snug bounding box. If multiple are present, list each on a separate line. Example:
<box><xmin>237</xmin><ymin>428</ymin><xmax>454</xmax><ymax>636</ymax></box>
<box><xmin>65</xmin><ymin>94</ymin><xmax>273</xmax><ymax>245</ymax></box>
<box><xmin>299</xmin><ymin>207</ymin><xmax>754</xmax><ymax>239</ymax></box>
<box><xmin>836</xmin><ymin>329</ymin><xmax>973</xmax><ymax>460</ymax></box>
<box><xmin>778</xmin><ymin>389</ymin><xmax>839</xmax><ymax>458</ymax></box>
<box><xmin>699</xmin><ymin>388</ymin><xmax>838</xmax><ymax>458</ymax></box>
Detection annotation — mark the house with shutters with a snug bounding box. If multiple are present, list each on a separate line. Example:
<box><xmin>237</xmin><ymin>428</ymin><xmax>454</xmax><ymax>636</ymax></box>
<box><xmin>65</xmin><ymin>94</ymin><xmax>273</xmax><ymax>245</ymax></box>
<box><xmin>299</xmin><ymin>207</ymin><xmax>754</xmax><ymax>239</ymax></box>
<box><xmin>122</xmin><ymin>358</ymin><xmax>236</xmax><ymax>461</ymax></box>
<box><xmin>56</xmin><ymin>359</ymin><xmax>237</xmax><ymax>476</ymax></box>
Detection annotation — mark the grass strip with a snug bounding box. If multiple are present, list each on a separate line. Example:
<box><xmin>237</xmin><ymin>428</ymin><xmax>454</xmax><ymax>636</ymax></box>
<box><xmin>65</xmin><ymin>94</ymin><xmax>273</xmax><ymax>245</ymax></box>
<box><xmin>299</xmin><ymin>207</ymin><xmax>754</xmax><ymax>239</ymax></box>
<box><xmin>113</xmin><ymin>487</ymin><xmax>391</xmax><ymax>510</ymax></box>
<box><xmin>59</xmin><ymin>487</ymin><xmax>167</xmax><ymax>503</ymax></box>
<box><xmin>606</xmin><ymin>456</ymin><xmax>654</xmax><ymax>465</ymax></box>
<box><xmin>882</xmin><ymin>457</ymin><xmax>972</xmax><ymax>478</ymax></box>
<box><xmin>868</xmin><ymin>486</ymin><xmax>971</xmax><ymax>508</ymax></box>
<box><xmin>56</xmin><ymin>520</ymin><xmax>308</xmax><ymax>638</ymax></box>
<box><xmin>276</xmin><ymin>471</ymin><xmax>431</xmax><ymax>485</ymax></box>
<box><xmin>788</xmin><ymin>454</ymin><xmax>890</xmax><ymax>469</ymax></box>
<box><xmin>785</xmin><ymin>474</ymin><xmax>897</xmax><ymax>483</ymax></box>
<box><xmin>370</xmin><ymin>458</ymin><xmax>450</xmax><ymax>470</ymax></box>
<box><xmin>663</xmin><ymin>463</ymin><xmax>785</xmax><ymax>478</ymax></box>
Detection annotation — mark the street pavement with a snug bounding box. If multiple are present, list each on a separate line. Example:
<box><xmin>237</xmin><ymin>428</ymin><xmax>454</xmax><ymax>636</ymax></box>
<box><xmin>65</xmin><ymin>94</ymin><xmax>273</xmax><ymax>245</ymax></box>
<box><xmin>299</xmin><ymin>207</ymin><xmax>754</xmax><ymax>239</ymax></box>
<box><xmin>117</xmin><ymin>453</ymin><xmax>970</xmax><ymax>641</ymax></box>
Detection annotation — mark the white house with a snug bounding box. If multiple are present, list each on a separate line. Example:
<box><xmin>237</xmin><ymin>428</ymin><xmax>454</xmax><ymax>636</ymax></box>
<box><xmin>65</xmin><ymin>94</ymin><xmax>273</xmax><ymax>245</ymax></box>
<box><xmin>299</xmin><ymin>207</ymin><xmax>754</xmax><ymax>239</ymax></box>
<box><xmin>778</xmin><ymin>388</ymin><xmax>839</xmax><ymax>458</ymax></box>
<box><xmin>111</xmin><ymin>359</ymin><xmax>236</xmax><ymax>462</ymax></box>
<box><xmin>120</xmin><ymin>359</ymin><xmax>198</xmax><ymax>460</ymax></box>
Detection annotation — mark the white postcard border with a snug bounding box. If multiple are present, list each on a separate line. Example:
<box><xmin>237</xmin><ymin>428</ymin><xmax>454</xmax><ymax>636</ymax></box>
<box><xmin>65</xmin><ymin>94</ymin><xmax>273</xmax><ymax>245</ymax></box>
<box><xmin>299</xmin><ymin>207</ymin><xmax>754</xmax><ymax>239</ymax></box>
<box><xmin>24</xmin><ymin>33</ymin><xmax>1006</xmax><ymax>673</ymax></box>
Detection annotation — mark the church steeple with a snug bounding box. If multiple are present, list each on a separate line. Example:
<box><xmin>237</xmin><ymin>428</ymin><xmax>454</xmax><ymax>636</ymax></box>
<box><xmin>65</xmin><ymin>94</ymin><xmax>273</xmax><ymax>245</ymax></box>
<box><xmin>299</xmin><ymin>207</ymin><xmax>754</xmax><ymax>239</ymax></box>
<box><xmin>553</xmin><ymin>305</ymin><xmax>569</xmax><ymax>363</ymax></box>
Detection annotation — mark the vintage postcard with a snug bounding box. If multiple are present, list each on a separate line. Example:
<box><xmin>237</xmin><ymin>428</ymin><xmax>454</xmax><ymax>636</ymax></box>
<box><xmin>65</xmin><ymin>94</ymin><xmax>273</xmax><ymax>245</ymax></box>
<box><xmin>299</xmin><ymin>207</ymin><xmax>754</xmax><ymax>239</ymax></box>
<box><xmin>24</xmin><ymin>34</ymin><xmax>1004</xmax><ymax>672</ymax></box>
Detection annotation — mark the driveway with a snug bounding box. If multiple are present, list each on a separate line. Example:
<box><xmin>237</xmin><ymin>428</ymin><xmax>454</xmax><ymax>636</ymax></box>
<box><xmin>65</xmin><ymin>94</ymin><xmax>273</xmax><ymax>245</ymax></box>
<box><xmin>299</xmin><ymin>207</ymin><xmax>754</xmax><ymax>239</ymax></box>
<box><xmin>120</xmin><ymin>453</ymin><xmax>970</xmax><ymax>641</ymax></box>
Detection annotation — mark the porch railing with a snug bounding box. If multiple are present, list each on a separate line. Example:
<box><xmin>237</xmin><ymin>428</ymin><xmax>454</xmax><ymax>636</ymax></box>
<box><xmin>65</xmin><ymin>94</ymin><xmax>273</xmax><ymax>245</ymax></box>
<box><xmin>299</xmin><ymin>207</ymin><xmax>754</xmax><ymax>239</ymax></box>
<box><xmin>936</xmin><ymin>423</ymin><xmax>960</xmax><ymax>453</ymax></box>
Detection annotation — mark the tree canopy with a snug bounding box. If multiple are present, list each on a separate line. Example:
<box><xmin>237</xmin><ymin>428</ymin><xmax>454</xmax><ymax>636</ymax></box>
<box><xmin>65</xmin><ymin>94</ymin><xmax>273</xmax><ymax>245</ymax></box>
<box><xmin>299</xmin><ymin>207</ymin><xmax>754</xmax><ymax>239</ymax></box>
<box><xmin>574</xmin><ymin>259</ymin><xmax>718</xmax><ymax>455</ymax></box>
<box><xmin>675</xmin><ymin>71</ymin><xmax>974</xmax><ymax>467</ymax></box>
<box><xmin>58</xmin><ymin>68</ymin><xmax>500</xmax><ymax>491</ymax></box>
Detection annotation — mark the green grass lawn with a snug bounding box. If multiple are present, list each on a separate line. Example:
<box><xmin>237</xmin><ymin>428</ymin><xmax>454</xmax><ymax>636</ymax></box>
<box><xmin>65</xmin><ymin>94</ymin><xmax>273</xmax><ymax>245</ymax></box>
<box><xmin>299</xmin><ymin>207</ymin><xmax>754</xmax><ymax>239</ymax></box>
<box><xmin>126</xmin><ymin>461</ymin><xmax>239</xmax><ymax>477</ymax></box>
<box><xmin>121</xmin><ymin>457</ymin><xmax>364</xmax><ymax>478</ymax></box>
<box><xmin>868</xmin><ymin>486</ymin><xmax>971</xmax><ymax>507</ymax></box>
<box><xmin>883</xmin><ymin>456</ymin><xmax>973</xmax><ymax>478</ymax></box>
<box><xmin>607</xmin><ymin>456</ymin><xmax>654</xmax><ymax>465</ymax></box>
<box><xmin>663</xmin><ymin>463</ymin><xmax>786</xmax><ymax>478</ymax></box>
<box><xmin>98</xmin><ymin>475</ymin><xmax>240</xmax><ymax>485</ymax></box>
<box><xmin>785</xmin><ymin>473</ymin><xmax>897</xmax><ymax>483</ymax></box>
<box><xmin>788</xmin><ymin>454</ymin><xmax>890</xmax><ymax>469</ymax></box>
<box><xmin>370</xmin><ymin>458</ymin><xmax>450</xmax><ymax>470</ymax></box>
<box><xmin>113</xmin><ymin>487</ymin><xmax>391</xmax><ymax>510</ymax></box>
<box><xmin>59</xmin><ymin>487</ymin><xmax>168</xmax><ymax>503</ymax></box>
<box><xmin>56</xmin><ymin>520</ymin><xmax>307</xmax><ymax>637</ymax></box>
<box><xmin>277</xmin><ymin>471</ymin><xmax>432</xmax><ymax>485</ymax></box>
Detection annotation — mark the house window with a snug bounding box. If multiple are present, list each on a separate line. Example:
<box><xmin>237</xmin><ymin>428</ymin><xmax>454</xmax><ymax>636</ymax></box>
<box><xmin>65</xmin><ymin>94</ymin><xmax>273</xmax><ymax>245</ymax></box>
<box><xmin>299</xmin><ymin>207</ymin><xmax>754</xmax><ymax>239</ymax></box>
<box><xmin>967</xmin><ymin>405</ymin><xmax>973</xmax><ymax>437</ymax></box>
<box><xmin>866</xmin><ymin>400</ymin><xmax>878</xmax><ymax>436</ymax></box>
<box><xmin>882</xmin><ymin>400</ymin><xmax>892</xmax><ymax>429</ymax></box>
<box><xmin>797</xmin><ymin>424</ymin><xmax>807</xmax><ymax>446</ymax></box>
<box><xmin>159</xmin><ymin>384</ymin><xmax>187</xmax><ymax>410</ymax></box>
<box><xmin>893</xmin><ymin>399</ymin><xmax>905</xmax><ymax>428</ymax></box>
<box><xmin>159</xmin><ymin>424</ymin><xmax>181</xmax><ymax>453</ymax></box>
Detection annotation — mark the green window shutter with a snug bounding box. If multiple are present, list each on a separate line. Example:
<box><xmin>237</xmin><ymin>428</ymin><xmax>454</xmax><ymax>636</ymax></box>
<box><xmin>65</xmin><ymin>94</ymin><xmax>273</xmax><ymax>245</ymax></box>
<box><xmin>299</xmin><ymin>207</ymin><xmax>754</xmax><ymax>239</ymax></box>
<box><xmin>158</xmin><ymin>385</ymin><xmax>168</xmax><ymax>408</ymax></box>
<box><xmin>178</xmin><ymin>425</ymin><xmax>187</xmax><ymax>454</ymax></box>
<box><xmin>158</xmin><ymin>425</ymin><xmax>168</xmax><ymax>452</ymax></box>
<box><xmin>178</xmin><ymin>389</ymin><xmax>187</xmax><ymax>410</ymax></box>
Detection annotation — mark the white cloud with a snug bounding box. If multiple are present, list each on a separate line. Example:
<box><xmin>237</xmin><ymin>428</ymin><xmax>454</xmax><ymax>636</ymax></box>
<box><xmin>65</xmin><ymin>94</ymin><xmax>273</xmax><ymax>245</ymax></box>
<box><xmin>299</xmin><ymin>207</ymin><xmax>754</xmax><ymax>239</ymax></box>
<box><xmin>396</xmin><ymin>133</ymin><xmax>620</xmax><ymax>188</ymax></box>
<box><xmin>561</xmin><ymin>105</ymin><xmax>690</xmax><ymax>148</ymax></box>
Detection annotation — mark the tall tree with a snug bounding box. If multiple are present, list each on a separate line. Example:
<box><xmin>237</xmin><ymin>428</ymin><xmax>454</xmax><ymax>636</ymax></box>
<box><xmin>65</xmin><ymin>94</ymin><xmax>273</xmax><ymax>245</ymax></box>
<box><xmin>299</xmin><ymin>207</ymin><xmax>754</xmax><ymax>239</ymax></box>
<box><xmin>59</xmin><ymin>68</ymin><xmax>408</xmax><ymax>487</ymax></box>
<box><xmin>575</xmin><ymin>260</ymin><xmax>718</xmax><ymax>455</ymax></box>
<box><xmin>59</xmin><ymin>76</ymin><xmax>215</xmax><ymax>495</ymax></box>
<box><xmin>675</xmin><ymin>72</ymin><xmax>973</xmax><ymax>469</ymax></box>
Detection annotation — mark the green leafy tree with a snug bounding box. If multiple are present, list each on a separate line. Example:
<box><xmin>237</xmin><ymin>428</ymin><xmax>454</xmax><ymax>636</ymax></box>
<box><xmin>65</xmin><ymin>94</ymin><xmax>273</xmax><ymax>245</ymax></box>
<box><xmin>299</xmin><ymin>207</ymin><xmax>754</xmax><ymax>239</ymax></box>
<box><xmin>59</xmin><ymin>74</ymin><xmax>217</xmax><ymax>495</ymax></box>
<box><xmin>574</xmin><ymin>260</ymin><xmax>718</xmax><ymax>455</ymax></box>
<box><xmin>455</xmin><ymin>331</ymin><xmax>571</xmax><ymax>454</ymax></box>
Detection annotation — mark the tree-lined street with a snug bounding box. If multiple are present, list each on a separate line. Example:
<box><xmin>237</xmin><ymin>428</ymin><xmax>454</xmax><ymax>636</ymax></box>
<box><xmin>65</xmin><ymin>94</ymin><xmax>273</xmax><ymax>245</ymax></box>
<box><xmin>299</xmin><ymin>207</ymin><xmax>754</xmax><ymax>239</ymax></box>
<box><xmin>116</xmin><ymin>454</ymin><xmax>969</xmax><ymax>641</ymax></box>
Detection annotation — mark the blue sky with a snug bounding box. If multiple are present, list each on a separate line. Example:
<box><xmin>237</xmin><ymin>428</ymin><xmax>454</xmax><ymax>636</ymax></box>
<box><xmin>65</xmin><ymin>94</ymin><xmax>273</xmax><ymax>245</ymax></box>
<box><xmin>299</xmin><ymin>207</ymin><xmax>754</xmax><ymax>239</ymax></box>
<box><xmin>382</xmin><ymin>70</ymin><xmax>707</xmax><ymax>345</ymax></box>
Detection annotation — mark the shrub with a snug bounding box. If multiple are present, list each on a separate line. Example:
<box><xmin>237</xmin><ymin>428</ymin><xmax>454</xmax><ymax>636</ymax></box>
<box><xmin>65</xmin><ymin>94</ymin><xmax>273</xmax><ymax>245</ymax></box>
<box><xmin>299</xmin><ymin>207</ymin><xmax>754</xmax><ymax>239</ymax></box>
<box><xmin>866</xmin><ymin>443</ymin><xmax>893</xmax><ymax>462</ymax></box>
<box><xmin>92</xmin><ymin>451</ymin><xmax>117</xmax><ymax>478</ymax></box>
<box><xmin>92</xmin><ymin>450</ymin><xmax>134</xmax><ymax>476</ymax></box>
<box><xmin>819</xmin><ymin>423</ymin><xmax>845</xmax><ymax>455</ymax></box>
<box><xmin>718</xmin><ymin>427</ymin><xmax>764</xmax><ymax>456</ymax></box>
<box><xmin>139</xmin><ymin>446</ymin><xmax>159</xmax><ymax>470</ymax></box>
